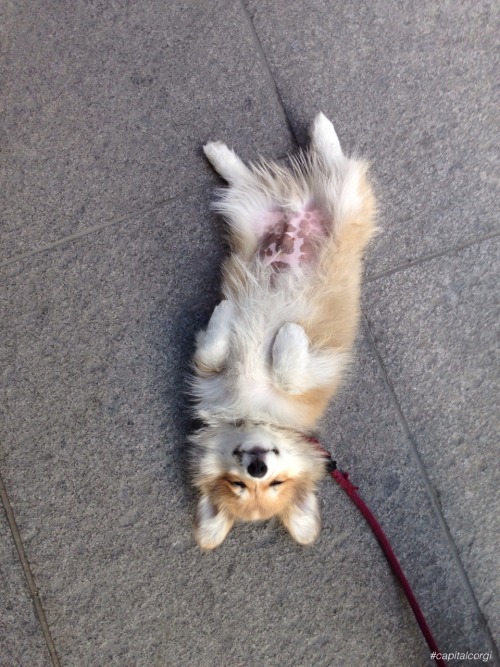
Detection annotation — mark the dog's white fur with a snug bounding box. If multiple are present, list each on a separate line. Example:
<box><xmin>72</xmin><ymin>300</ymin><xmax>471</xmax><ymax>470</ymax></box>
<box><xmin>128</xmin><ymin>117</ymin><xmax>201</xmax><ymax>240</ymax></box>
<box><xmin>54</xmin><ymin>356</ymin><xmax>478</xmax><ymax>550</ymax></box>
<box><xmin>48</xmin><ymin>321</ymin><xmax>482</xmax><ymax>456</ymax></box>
<box><xmin>190</xmin><ymin>114</ymin><xmax>376</xmax><ymax>549</ymax></box>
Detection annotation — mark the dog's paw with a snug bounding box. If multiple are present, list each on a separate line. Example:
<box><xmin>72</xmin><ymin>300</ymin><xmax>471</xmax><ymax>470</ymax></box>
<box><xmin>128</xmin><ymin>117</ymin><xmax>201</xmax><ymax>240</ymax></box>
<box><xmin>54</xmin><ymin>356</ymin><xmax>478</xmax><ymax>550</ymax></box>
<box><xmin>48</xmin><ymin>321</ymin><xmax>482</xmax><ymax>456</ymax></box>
<box><xmin>272</xmin><ymin>323</ymin><xmax>310</xmax><ymax>394</ymax></box>
<box><xmin>203</xmin><ymin>140</ymin><xmax>229</xmax><ymax>163</ymax></box>
<box><xmin>203</xmin><ymin>141</ymin><xmax>251</xmax><ymax>184</ymax></box>
<box><xmin>310</xmin><ymin>112</ymin><xmax>344</xmax><ymax>165</ymax></box>
<box><xmin>194</xmin><ymin>300</ymin><xmax>234</xmax><ymax>376</ymax></box>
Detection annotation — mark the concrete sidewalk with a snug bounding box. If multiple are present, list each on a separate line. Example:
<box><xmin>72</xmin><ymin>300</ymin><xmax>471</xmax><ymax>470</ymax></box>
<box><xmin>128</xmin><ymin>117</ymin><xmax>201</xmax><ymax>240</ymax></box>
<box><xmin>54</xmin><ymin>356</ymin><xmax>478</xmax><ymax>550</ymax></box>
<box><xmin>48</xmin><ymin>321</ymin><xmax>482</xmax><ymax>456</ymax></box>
<box><xmin>1</xmin><ymin>1</ymin><xmax>498</xmax><ymax>665</ymax></box>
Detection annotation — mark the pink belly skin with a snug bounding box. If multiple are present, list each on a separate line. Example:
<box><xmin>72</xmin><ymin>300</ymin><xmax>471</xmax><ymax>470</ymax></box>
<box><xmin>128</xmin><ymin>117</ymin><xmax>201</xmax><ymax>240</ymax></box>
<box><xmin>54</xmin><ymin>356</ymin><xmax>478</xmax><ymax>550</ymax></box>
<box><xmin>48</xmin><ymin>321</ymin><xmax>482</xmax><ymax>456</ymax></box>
<box><xmin>258</xmin><ymin>205</ymin><xmax>328</xmax><ymax>270</ymax></box>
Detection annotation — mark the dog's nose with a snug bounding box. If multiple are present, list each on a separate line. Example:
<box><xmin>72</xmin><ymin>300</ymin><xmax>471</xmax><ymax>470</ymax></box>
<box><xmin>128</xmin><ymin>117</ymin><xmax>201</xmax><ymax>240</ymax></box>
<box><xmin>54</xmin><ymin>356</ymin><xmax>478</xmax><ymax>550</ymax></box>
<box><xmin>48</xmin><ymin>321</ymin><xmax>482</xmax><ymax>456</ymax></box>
<box><xmin>247</xmin><ymin>459</ymin><xmax>268</xmax><ymax>478</ymax></box>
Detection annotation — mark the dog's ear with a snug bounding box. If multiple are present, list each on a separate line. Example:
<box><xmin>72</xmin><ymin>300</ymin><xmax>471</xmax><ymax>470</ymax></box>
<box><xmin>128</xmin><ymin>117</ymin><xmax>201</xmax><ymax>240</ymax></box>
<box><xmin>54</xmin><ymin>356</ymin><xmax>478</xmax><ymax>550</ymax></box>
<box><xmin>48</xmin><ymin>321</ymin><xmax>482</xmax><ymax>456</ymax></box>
<box><xmin>281</xmin><ymin>491</ymin><xmax>320</xmax><ymax>545</ymax></box>
<box><xmin>194</xmin><ymin>494</ymin><xmax>234</xmax><ymax>549</ymax></box>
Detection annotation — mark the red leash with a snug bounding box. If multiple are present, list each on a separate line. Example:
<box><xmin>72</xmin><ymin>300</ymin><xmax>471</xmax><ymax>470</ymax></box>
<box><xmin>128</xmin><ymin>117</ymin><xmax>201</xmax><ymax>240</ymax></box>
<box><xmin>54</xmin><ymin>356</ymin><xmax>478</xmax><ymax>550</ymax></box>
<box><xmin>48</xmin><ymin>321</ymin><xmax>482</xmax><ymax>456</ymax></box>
<box><xmin>310</xmin><ymin>438</ymin><xmax>447</xmax><ymax>666</ymax></box>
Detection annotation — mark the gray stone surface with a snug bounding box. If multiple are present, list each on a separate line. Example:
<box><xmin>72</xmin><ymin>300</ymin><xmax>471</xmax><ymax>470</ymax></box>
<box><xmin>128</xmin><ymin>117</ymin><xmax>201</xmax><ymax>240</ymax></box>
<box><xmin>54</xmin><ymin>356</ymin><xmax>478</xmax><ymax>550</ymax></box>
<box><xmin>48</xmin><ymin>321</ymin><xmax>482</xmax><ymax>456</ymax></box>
<box><xmin>0</xmin><ymin>510</ymin><xmax>51</xmax><ymax>667</ymax></box>
<box><xmin>0</xmin><ymin>0</ymin><xmax>292</xmax><ymax>262</ymax></box>
<box><xmin>318</xmin><ymin>334</ymin><xmax>493</xmax><ymax>664</ymax></box>
<box><xmin>364</xmin><ymin>237</ymin><xmax>500</xmax><ymax>647</ymax></box>
<box><xmin>245</xmin><ymin>0</ymin><xmax>499</xmax><ymax>275</ymax></box>
<box><xmin>0</xmin><ymin>193</ymin><xmax>488</xmax><ymax>666</ymax></box>
<box><xmin>1</xmin><ymin>1</ymin><xmax>498</xmax><ymax>665</ymax></box>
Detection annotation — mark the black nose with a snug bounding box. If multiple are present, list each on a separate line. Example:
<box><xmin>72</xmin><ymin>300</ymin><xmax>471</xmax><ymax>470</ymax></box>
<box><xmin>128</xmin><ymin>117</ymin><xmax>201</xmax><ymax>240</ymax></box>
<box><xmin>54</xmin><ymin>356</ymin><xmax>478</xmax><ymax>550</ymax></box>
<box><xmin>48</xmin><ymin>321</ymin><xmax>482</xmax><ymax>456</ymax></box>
<box><xmin>247</xmin><ymin>459</ymin><xmax>268</xmax><ymax>478</ymax></box>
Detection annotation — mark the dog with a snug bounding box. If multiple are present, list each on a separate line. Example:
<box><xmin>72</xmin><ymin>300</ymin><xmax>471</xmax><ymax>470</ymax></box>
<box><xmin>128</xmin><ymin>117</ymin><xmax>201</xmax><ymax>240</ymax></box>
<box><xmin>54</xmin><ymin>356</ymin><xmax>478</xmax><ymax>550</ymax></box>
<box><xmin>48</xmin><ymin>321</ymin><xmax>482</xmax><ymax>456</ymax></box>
<box><xmin>189</xmin><ymin>113</ymin><xmax>376</xmax><ymax>549</ymax></box>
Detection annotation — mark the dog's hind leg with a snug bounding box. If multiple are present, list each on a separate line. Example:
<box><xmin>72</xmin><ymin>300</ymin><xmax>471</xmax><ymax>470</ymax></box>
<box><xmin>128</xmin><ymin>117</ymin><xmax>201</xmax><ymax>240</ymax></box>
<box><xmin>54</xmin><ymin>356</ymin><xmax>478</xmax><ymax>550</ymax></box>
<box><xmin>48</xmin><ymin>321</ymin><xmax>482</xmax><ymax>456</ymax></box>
<box><xmin>203</xmin><ymin>141</ymin><xmax>255</xmax><ymax>186</ymax></box>
<box><xmin>309</xmin><ymin>112</ymin><xmax>344</xmax><ymax>168</ymax></box>
<box><xmin>203</xmin><ymin>141</ymin><xmax>269</xmax><ymax>258</ymax></box>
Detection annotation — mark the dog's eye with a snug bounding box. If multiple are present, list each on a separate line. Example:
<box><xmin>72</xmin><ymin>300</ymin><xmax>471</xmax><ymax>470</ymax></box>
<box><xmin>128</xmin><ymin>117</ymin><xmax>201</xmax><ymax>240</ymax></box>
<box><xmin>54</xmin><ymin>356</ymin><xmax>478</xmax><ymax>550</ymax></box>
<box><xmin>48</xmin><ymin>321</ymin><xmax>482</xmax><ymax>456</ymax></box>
<box><xmin>270</xmin><ymin>480</ymin><xmax>284</xmax><ymax>486</ymax></box>
<box><xmin>272</xmin><ymin>448</ymin><xmax>279</xmax><ymax>455</ymax></box>
<box><xmin>231</xmin><ymin>480</ymin><xmax>246</xmax><ymax>488</ymax></box>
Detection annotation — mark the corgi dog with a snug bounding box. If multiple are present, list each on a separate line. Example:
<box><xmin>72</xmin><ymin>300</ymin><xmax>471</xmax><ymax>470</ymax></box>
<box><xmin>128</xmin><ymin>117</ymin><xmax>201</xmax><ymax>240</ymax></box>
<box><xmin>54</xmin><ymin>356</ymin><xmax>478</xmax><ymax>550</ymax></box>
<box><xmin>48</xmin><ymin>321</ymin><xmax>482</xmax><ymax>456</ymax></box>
<box><xmin>190</xmin><ymin>113</ymin><xmax>376</xmax><ymax>549</ymax></box>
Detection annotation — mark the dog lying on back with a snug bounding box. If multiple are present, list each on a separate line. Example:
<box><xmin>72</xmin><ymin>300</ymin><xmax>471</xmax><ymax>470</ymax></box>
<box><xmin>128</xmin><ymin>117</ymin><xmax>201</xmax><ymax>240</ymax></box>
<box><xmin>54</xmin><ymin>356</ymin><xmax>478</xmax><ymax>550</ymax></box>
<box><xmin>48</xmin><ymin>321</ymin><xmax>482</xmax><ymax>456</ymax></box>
<box><xmin>190</xmin><ymin>114</ymin><xmax>376</xmax><ymax>549</ymax></box>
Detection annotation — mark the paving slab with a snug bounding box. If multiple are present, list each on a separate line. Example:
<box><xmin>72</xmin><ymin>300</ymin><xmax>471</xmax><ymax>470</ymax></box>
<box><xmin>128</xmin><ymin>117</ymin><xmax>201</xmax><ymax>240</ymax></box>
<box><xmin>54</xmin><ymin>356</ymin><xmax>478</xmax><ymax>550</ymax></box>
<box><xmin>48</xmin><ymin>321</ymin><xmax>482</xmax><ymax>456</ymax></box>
<box><xmin>245</xmin><ymin>0</ymin><xmax>499</xmax><ymax>274</ymax></box>
<box><xmin>364</xmin><ymin>237</ymin><xmax>500</xmax><ymax>649</ymax></box>
<box><xmin>0</xmin><ymin>508</ymin><xmax>52</xmax><ymax>667</ymax></box>
<box><xmin>0</xmin><ymin>0</ymin><xmax>292</xmax><ymax>262</ymax></box>
<box><xmin>318</xmin><ymin>333</ymin><xmax>495</xmax><ymax>665</ymax></box>
<box><xmin>0</xmin><ymin>189</ymin><xmax>494</xmax><ymax>666</ymax></box>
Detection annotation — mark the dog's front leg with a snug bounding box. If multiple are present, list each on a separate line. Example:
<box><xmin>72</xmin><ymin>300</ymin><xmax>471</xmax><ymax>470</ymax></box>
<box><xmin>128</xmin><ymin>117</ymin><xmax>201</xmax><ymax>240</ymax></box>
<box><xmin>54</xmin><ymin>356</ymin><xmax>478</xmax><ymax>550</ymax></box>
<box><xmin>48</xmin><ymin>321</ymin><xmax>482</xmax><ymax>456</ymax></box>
<box><xmin>272</xmin><ymin>323</ymin><xmax>345</xmax><ymax>394</ymax></box>
<box><xmin>194</xmin><ymin>300</ymin><xmax>234</xmax><ymax>376</ymax></box>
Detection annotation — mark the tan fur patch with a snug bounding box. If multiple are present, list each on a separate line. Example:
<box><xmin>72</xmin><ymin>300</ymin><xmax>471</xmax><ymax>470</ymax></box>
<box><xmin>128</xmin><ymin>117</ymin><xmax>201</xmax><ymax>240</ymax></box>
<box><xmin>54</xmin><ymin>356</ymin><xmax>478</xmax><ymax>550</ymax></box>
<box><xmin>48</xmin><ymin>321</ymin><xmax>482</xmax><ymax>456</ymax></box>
<box><xmin>302</xmin><ymin>171</ymin><xmax>376</xmax><ymax>351</ymax></box>
<box><xmin>288</xmin><ymin>387</ymin><xmax>336</xmax><ymax>428</ymax></box>
<box><xmin>207</xmin><ymin>474</ymin><xmax>318</xmax><ymax>523</ymax></box>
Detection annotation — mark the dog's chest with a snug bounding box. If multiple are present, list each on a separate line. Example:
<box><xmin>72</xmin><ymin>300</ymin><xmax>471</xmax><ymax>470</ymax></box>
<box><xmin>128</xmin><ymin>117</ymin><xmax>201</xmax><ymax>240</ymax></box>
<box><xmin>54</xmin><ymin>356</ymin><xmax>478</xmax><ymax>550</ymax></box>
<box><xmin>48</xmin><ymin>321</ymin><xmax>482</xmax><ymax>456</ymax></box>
<box><xmin>257</xmin><ymin>205</ymin><xmax>327</xmax><ymax>270</ymax></box>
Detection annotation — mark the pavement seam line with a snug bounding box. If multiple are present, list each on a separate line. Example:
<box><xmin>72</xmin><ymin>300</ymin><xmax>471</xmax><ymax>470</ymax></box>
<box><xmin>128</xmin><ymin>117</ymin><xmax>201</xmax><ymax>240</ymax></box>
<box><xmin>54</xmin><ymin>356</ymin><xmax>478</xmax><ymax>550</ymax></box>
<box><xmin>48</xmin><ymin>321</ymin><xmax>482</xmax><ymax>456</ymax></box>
<box><xmin>0</xmin><ymin>473</ymin><xmax>62</xmax><ymax>667</ymax></box>
<box><xmin>238</xmin><ymin>0</ymin><xmax>299</xmax><ymax>146</ymax></box>
<box><xmin>236</xmin><ymin>1</ymin><xmax>500</xmax><ymax>292</ymax></box>
<box><xmin>0</xmin><ymin>146</ymin><xmax>297</xmax><ymax>271</ymax></box>
<box><xmin>362</xmin><ymin>315</ymin><xmax>500</xmax><ymax>664</ymax></box>
<box><xmin>0</xmin><ymin>183</ymin><xmax>209</xmax><ymax>270</ymax></box>
<box><xmin>365</xmin><ymin>229</ymin><xmax>500</xmax><ymax>283</ymax></box>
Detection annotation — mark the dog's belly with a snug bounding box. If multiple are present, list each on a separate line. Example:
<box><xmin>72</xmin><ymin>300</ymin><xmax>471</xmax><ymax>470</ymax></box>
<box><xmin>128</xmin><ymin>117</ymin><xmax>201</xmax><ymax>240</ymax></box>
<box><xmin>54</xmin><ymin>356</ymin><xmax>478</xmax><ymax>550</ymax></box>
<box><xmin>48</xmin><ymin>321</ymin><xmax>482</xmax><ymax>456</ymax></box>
<box><xmin>257</xmin><ymin>204</ymin><xmax>328</xmax><ymax>270</ymax></box>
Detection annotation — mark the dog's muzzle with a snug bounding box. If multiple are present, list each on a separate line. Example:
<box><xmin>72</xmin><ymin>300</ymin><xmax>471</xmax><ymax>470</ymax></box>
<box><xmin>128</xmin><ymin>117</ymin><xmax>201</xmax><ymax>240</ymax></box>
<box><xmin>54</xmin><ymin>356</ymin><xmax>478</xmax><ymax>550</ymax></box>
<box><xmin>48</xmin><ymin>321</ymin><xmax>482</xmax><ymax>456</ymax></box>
<box><xmin>237</xmin><ymin>447</ymin><xmax>268</xmax><ymax>478</ymax></box>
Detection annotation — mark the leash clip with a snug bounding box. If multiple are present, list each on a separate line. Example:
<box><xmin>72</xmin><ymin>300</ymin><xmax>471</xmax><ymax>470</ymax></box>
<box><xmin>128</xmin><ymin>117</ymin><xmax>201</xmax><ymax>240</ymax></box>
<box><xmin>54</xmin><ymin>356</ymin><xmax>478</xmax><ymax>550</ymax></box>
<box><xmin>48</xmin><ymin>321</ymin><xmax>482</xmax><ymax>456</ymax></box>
<box><xmin>325</xmin><ymin>455</ymin><xmax>337</xmax><ymax>474</ymax></box>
